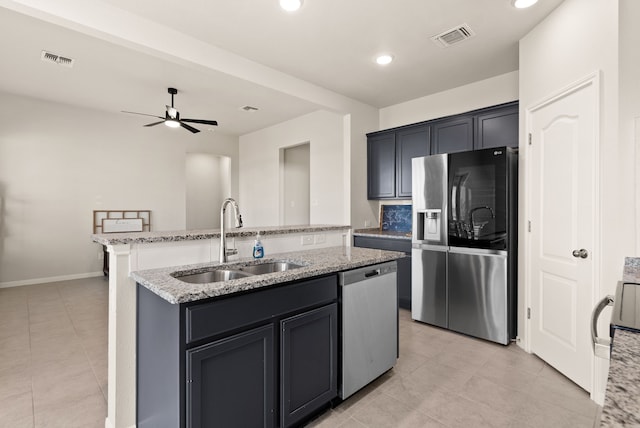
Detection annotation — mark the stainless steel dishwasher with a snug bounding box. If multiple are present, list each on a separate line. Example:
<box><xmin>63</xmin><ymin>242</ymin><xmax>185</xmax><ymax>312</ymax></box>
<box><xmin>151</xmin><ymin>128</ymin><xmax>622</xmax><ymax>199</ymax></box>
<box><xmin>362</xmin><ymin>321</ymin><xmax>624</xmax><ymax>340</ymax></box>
<box><xmin>339</xmin><ymin>261</ymin><xmax>398</xmax><ymax>399</ymax></box>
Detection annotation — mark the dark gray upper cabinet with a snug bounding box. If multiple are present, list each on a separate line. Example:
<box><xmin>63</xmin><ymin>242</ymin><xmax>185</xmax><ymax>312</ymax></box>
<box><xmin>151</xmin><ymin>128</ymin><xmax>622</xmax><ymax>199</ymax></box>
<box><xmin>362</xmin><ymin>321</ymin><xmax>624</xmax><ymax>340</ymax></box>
<box><xmin>366</xmin><ymin>102</ymin><xmax>518</xmax><ymax>200</ymax></box>
<box><xmin>367</xmin><ymin>132</ymin><xmax>396</xmax><ymax>199</ymax></box>
<box><xmin>431</xmin><ymin>116</ymin><xmax>474</xmax><ymax>154</ymax></box>
<box><xmin>396</xmin><ymin>126</ymin><xmax>430</xmax><ymax>198</ymax></box>
<box><xmin>475</xmin><ymin>104</ymin><xmax>519</xmax><ymax>149</ymax></box>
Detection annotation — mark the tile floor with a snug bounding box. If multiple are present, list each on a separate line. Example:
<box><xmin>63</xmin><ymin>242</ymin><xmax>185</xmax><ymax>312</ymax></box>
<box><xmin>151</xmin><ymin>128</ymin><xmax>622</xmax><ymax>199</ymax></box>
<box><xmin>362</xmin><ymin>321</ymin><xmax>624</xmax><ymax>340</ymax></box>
<box><xmin>0</xmin><ymin>277</ymin><xmax>601</xmax><ymax>428</ymax></box>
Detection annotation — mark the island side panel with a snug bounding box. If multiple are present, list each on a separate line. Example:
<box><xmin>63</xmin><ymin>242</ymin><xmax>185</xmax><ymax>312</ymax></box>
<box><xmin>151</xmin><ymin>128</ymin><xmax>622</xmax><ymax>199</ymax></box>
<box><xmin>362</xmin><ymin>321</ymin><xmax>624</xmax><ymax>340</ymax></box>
<box><xmin>137</xmin><ymin>285</ymin><xmax>183</xmax><ymax>428</ymax></box>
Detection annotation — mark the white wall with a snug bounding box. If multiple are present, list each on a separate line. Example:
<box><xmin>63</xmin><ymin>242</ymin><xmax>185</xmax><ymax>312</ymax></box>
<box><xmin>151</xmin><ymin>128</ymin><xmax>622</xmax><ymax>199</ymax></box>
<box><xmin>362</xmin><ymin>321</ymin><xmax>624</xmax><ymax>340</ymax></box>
<box><xmin>0</xmin><ymin>91</ymin><xmax>239</xmax><ymax>285</ymax></box>
<box><xmin>239</xmin><ymin>110</ymin><xmax>346</xmax><ymax>226</ymax></box>
<box><xmin>282</xmin><ymin>143</ymin><xmax>310</xmax><ymax>225</ymax></box>
<box><xmin>619</xmin><ymin>0</ymin><xmax>640</xmax><ymax>254</ymax></box>
<box><xmin>185</xmin><ymin>153</ymin><xmax>231</xmax><ymax>229</ymax></box>
<box><xmin>519</xmin><ymin>0</ymin><xmax>628</xmax><ymax>341</ymax></box>
<box><xmin>379</xmin><ymin>71</ymin><xmax>519</xmax><ymax>129</ymax></box>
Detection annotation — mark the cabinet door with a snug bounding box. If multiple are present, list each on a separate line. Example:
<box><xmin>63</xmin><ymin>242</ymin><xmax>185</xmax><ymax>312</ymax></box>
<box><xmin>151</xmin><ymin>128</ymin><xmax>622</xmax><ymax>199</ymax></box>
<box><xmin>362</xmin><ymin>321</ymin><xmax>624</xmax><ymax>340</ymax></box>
<box><xmin>367</xmin><ymin>132</ymin><xmax>396</xmax><ymax>199</ymax></box>
<box><xmin>475</xmin><ymin>104</ymin><xmax>519</xmax><ymax>149</ymax></box>
<box><xmin>280</xmin><ymin>304</ymin><xmax>337</xmax><ymax>428</ymax></box>
<box><xmin>431</xmin><ymin>116</ymin><xmax>473</xmax><ymax>154</ymax></box>
<box><xmin>186</xmin><ymin>324</ymin><xmax>275</xmax><ymax>428</ymax></box>
<box><xmin>396</xmin><ymin>125</ymin><xmax>430</xmax><ymax>198</ymax></box>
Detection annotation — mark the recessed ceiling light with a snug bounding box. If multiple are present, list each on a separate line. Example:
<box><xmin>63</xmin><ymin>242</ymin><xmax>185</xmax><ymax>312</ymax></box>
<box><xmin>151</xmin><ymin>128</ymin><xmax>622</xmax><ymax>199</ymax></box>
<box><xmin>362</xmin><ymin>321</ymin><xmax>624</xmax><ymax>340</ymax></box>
<box><xmin>280</xmin><ymin>0</ymin><xmax>303</xmax><ymax>12</ymax></box>
<box><xmin>375</xmin><ymin>54</ymin><xmax>394</xmax><ymax>66</ymax></box>
<box><xmin>512</xmin><ymin>0</ymin><xmax>538</xmax><ymax>8</ymax></box>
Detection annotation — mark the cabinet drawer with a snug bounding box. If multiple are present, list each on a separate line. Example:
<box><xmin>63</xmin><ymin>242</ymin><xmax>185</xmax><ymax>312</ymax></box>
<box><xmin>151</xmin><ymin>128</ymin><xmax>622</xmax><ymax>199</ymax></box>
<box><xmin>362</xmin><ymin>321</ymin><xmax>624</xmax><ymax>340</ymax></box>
<box><xmin>185</xmin><ymin>275</ymin><xmax>337</xmax><ymax>344</ymax></box>
<box><xmin>353</xmin><ymin>236</ymin><xmax>411</xmax><ymax>253</ymax></box>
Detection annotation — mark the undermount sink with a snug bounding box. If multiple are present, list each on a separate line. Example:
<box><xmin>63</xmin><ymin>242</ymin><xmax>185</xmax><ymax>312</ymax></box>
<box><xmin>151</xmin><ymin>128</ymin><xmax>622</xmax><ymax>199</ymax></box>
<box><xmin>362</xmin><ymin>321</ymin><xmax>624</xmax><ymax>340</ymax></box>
<box><xmin>238</xmin><ymin>261</ymin><xmax>303</xmax><ymax>275</ymax></box>
<box><xmin>172</xmin><ymin>269</ymin><xmax>252</xmax><ymax>284</ymax></box>
<box><xmin>171</xmin><ymin>260</ymin><xmax>304</xmax><ymax>284</ymax></box>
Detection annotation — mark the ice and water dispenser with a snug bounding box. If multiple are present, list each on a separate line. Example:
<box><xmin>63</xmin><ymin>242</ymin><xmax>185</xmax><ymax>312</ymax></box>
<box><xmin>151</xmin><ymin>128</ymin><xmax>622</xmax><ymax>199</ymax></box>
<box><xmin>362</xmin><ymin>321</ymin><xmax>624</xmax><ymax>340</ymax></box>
<box><xmin>415</xmin><ymin>209</ymin><xmax>442</xmax><ymax>243</ymax></box>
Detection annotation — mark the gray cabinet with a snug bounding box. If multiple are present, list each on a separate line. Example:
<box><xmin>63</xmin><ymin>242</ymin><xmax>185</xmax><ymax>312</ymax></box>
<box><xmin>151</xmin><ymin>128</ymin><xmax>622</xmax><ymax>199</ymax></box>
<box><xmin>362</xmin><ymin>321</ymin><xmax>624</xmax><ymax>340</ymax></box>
<box><xmin>137</xmin><ymin>275</ymin><xmax>338</xmax><ymax>428</ymax></box>
<box><xmin>187</xmin><ymin>325</ymin><xmax>275</xmax><ymax>428</ymax></box>
<box><xmin>396</xmin><ymin>126</ymin><xmax>431</xmax><ymax>198</ymax></box>
<box><xmin>366</xmin><ymin>102</ymin><xmax>518</xmax><ymax>200</ymax></box>
<box><xmin>353</xmin><ymin>236</ymin><xmax>411</xmax><ymax>310</ymax></box>
<box><xmin>431</xmin><ymin>116</ymin><xmax>473</xmax><ymax>154</ymax></box>
<box><xmin>280</xmin><ymin>304</ymin><xmax>337</xmax><ymax>427</ymax></box>
<box><xmin>367</xmin><ymin>125</ymin><xmax>430</xmax><ymax>200</ymax></box>
<box><xmin>475</xmin><ymin>104</ymin><xmax>519</xmax><ymax>149</ymax></box>
<box><xmin>367</xmin><ymin>132</ymin><xmax>396</xmax><ymax>199</ymax></box>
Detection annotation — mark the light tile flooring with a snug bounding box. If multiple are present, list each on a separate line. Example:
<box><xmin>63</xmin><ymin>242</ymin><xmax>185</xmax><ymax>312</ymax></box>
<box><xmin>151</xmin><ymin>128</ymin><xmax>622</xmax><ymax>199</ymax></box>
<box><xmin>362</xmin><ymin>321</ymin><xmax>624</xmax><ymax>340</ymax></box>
<box><xmin>1</xmin><ymin>277</ymin><xmax>601</xmax><ymax>428</ymax></box>
<box><xmin>0</xmin><ymin>276</ymin><xmax>108</xmax><ymax>428</ymax></box>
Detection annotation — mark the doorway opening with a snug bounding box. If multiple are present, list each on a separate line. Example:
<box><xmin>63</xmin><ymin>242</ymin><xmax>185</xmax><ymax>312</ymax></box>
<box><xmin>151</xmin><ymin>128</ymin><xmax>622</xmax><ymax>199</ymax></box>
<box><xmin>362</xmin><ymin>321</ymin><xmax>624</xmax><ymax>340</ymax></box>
<box><xmin>185</xmin><ymin>153</ymin><xmax>231</xmax><ymax>229</ymax></box>
<box><xmin>280</xmin><ymin>143</ymin><xmax>310</xmax><ymax>225</ymax></box>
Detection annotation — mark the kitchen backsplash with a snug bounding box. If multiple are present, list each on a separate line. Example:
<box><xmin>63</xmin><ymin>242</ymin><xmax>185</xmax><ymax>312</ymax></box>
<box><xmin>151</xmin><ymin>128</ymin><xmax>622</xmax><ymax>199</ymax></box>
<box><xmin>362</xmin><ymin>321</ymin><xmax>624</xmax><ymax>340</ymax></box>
<box><xmin>381</xmin><ymin>204</ymin><xmax>412</xmax><ymax>232</ymax></box>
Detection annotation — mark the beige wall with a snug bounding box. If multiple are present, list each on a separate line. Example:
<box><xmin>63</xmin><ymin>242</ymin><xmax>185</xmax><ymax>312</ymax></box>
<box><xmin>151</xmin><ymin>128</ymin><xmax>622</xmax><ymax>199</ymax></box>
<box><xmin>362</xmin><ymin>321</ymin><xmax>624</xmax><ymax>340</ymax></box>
<box><xmin>379</xmin><ymin>71</ymin><xmax>519</xmax><ymax>130</ymax></box>
<box><xmin>238</xmin><ymin>110</ymin><xmax>346</xmax><ymax>226</ymax></box>
<box><xmin>0</xmin><ymin>91</ymin><xmax>238</xmax><ymax>285</ymax></box>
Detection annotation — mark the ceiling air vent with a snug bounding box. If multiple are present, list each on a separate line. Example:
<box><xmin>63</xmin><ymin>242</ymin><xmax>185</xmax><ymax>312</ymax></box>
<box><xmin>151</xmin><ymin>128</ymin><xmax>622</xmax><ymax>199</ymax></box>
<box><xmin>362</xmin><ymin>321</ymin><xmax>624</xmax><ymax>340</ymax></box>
<box><xmin>431</xmin><ymin>24</ymin><xmax>475</xmax><ymax>48</ymax></box>
<box><xmin>240</xmin><ymin>105</ymin><xmax>259</xmax><ymax>112</ymax></box>
<box><xmin>40</xmin><ymin>50</ymin><xmax>75</xmax><ymax>68</ymax></box>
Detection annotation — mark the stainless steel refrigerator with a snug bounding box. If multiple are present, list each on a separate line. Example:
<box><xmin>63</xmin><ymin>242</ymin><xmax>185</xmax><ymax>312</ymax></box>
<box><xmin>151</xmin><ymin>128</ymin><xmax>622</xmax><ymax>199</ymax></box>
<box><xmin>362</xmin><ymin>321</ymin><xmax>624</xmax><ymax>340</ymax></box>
<box><xmin>411</xmin><ymin>147</ymin><xmax>517</xmax><ymax>345</ymax></box>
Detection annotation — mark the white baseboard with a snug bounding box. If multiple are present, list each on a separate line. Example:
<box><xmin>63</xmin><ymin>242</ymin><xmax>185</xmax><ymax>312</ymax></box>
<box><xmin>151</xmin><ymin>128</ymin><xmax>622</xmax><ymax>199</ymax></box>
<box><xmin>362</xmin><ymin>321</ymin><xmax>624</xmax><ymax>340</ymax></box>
<box><xmin>0</xmin><ymin>271</ymin><xmax>104</xmax><ymax>289</ymax></box>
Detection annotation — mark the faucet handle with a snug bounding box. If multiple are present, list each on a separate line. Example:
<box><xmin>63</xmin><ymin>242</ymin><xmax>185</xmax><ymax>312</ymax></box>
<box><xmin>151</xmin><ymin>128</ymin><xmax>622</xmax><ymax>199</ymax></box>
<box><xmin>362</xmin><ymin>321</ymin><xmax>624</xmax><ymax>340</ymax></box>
<box><xmin>236</xmin><ymin>214</ymin><xmax>243</xmax><ymax>228</ymax></box>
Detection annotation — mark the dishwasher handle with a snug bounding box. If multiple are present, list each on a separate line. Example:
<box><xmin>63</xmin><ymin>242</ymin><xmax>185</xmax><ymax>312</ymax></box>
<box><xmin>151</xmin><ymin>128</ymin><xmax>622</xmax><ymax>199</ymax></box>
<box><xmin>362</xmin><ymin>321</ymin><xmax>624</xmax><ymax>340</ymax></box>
<box><xmin>591</xmin><ymin>294</ymin><xmax>614</xmax><ymax>358</ymax></box>
<box><xmin>364</xmin><ymin>269</ymin><xmax>381</xmax><ymax>278</ymax></box>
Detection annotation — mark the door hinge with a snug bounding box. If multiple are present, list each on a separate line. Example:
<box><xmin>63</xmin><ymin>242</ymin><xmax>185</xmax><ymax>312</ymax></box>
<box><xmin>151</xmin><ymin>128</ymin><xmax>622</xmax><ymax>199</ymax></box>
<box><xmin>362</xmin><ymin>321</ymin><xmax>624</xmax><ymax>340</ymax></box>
<box><xmin>528</xmin><ymin>133</ymin><xmax>532</xmax><ymax>145</ymax></box>
<box><xmin>528</xmin><ymin>221</ymin><xmax>531</xmax><ymax>232</ymax></box>
<box><xmin>527</xmin><ymin>307</ymin><xmax>531</xmax><ymax>319</ymax></box>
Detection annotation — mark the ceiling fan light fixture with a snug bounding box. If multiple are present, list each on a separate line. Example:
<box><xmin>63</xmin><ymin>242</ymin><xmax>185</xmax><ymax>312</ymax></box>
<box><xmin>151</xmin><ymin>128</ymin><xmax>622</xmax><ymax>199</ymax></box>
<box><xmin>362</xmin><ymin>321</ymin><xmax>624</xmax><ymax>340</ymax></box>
<box><xmin>165</xmin><ymin>119</ymin><xmax>180</xmax><ymax>128</ymax></box>
<box><xmin>512</xmin><ymin>0</ymin><xmax>538</xmax><ymax>9</ymax></box>
<box><xmin>280</xmin><ymin>0</ymin><xmax>303</xmax><ymax>12</ymax></box>
<box><xmin>375</xmin><ymin>54</ymin><xmax>394</xmax><ymax>66</ymax></box>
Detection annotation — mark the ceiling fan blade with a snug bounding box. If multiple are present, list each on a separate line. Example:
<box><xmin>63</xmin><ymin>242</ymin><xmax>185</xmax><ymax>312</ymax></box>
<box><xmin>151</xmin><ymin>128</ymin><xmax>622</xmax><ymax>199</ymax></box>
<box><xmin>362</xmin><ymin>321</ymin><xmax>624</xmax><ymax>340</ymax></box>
<box><xmin>122</xmin><ymin>111</ymin><xmax>164</xmax><ymax>119</ymax></box>
<box><xmin>181</xmin><ymin>118</ymin><xmax>218</xmax><ymax>126</ymax></box>
<box><xmin>144</xmin><ymin>121</ymin><xmax>165</xmax><ymax>127</ymax></box>
<box><xmin>180</xmin><ymin>122</ymin><xmax>200</xmax><ymax>133</ymax></box>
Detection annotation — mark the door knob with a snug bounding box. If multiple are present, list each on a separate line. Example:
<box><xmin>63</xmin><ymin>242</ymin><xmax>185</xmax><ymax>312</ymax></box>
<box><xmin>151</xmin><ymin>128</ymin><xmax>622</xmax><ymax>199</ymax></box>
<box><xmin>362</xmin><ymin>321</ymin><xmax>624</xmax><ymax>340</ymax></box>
<box><xmin>572</xmin><ymin>249</ymin><xmax>588</xmax><ymax>259</ymax></box>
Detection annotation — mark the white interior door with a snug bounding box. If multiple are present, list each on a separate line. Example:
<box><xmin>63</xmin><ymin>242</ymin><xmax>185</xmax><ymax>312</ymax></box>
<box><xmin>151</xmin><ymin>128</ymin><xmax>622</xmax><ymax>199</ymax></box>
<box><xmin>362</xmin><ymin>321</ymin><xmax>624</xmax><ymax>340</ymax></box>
<box><xmin>528</xmin><ymin>74</ymin><xmax>599</xmax><ymax>392</ymax></box>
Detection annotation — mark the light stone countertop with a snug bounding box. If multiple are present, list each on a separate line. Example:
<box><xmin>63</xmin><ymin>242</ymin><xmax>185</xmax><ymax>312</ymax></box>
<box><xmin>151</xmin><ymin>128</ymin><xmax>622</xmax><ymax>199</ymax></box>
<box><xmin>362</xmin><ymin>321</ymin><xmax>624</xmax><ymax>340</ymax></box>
<box><xmin>130</xmin><ymin>246</ymin><xmax>404</xmax><ymax>304</ymax></box>
<box><xmin>600</xmin><ymin>256</ymin><xmax>640</xmax><ymax>427</ymax></box>
<box><xmin>92</xmin><ymin>224</ymin><xmax>350</xmax><ymax>246</ymax></box>
<box><xmin>353</xmin><ymin>228</ymin><xmax>411</xmax><ymax>240</ymax></box>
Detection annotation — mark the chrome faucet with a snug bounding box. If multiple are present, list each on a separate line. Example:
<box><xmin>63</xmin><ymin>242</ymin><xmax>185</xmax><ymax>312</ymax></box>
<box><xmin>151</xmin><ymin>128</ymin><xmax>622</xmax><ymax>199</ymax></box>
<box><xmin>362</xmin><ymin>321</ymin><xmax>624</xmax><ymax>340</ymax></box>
<box><xmin>219</xmin><ymin>198</ymin><xmax>243</xmax><ymax>263</ymax></box>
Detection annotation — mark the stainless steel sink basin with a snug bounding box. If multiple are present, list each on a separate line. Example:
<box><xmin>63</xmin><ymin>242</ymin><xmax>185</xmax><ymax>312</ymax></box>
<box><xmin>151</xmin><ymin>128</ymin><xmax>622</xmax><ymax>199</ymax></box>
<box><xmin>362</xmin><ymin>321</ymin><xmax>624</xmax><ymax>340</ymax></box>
<box><xmin>238</xmin><ymin>261</ymin><xmax>303</xmax><ymax>275</ymax></box>
<box><xmin>172</xmin><ymin>269</ymin><xmax>252</xmax><ymax>284</ymax></box>
<box><xmin>171</xmin><ymin>261</ymin><xmax>304</xmax><ymax>284</ymax></box>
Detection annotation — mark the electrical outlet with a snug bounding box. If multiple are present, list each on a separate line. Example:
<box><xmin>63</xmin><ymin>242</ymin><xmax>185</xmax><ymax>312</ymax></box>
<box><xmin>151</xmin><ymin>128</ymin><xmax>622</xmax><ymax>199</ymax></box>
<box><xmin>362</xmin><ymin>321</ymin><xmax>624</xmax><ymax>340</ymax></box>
<box><xmin>364</xmin><ymin>220</ymin><xmax>371</xmax><ymax>227</ymax></box>
<box><xmin>314</xmin><ymin>234</ymin><xmax>326</xmax><ymax>244</ymax></box>
<box><xmin>301</xmin><ymin>235</ymin><xmax>314</xmax><ymax>246</ymax></box>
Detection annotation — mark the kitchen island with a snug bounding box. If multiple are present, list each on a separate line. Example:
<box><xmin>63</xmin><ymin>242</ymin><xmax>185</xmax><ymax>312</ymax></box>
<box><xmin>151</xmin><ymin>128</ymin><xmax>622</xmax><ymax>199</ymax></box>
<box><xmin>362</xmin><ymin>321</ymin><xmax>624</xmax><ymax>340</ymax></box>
<box><xmin>132</xmin><ymin>246</ymin><xmax>403</xmax><ymax>428</ymax></box>
<box><xmin>92</xmin><ymin>225</ymin><xmax>353</xmax><ymax>428</ymax></box>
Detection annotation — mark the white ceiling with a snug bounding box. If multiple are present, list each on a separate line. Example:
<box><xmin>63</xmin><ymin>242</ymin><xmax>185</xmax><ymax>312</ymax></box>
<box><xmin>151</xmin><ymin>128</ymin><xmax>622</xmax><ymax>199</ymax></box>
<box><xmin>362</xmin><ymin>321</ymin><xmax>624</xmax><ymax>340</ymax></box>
<box><xmin>0</xmin><ymin>0</ymin><xmax>563</xmax><ymax>136</ymax></box>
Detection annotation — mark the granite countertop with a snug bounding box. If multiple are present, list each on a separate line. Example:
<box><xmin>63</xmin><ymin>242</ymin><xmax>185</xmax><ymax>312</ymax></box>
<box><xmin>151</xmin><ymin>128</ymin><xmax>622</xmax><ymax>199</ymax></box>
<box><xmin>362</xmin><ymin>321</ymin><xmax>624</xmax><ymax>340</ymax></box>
<box><xmin>92</xmin><ymin>224</ymin><xmax>350</xmax><ymax>246</ymax></box>
<box><xmin>353</xmin><ymin>228</ymin><xmax>411</xmax><ymax>240</ymax></box>
<box><xmin>601</xmin><ymin>329</ymin><xmax>640</xmax><ymax>426</ymax></box>
<box><xmin>131</xmin><ymin>246</ymin><xmax>403</xmax><ymax>304</ymax></box>
<box><xmin>600</xmin><ymin>256</ymin><xmax>640</xmax><ymax>427</ymax></box>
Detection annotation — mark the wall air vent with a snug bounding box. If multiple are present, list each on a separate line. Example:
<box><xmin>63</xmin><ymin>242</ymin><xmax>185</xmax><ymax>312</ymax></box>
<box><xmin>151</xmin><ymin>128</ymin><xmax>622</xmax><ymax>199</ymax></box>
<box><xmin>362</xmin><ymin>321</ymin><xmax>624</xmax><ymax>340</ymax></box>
<box><xmin>431</xmin><ymin>24</ymin><xmax>475</xmax><ymax>48</ymax></box>
<box><xmin>40</xmin><ymin>50</ymin><xmax>75</xmax><ymax>68</ymax></box>
<box><xmin>240</xmin><ymin>105</ymin><xmax>259</xmax><ymax>112</ymax></box>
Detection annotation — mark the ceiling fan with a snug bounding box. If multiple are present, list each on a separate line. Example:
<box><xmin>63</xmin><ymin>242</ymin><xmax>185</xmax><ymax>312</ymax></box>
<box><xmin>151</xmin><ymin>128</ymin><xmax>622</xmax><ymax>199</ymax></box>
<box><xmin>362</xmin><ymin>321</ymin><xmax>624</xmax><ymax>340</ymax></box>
<box><xmin>122</xmin><ymin>87</ymin><xmax>218</xmax><ymax>133</ymax></box>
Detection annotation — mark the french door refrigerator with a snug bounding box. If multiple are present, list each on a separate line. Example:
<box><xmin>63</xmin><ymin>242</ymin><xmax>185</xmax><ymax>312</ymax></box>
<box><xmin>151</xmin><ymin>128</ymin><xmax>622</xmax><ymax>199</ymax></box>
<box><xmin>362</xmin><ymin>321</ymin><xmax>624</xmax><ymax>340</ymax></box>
<box><xmin>411</xmin><ymin>147</ymin><xmax>517</xmax><ymax>345</ymax></box>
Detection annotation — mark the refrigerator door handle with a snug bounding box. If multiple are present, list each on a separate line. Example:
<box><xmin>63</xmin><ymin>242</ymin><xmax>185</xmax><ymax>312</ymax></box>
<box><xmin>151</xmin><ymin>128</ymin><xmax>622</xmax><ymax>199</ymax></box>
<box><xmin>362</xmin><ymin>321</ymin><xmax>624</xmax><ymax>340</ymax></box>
<box><xmin>591</xmin><ymin>294</ymin><xmax>614</xmax><ymax>358</ymax></box>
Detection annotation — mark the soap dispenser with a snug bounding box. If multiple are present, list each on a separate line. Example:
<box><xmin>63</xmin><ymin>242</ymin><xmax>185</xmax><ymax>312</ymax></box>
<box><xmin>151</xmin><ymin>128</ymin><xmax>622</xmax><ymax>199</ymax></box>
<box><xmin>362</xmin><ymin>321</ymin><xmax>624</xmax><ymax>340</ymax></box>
<box><xmin>253</xmin><ymin>233</ymin><xmax>264</xmax><ymax>259</ymax></box>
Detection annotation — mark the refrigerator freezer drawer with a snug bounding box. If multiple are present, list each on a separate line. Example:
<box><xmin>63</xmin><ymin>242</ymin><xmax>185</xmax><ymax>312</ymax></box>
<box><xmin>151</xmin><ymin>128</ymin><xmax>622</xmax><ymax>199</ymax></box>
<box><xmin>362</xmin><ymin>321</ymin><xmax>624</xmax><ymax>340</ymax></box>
<box><xmin>448</xmin><ymin>250</ymin><xmax>509</xmax><ymax>344</ymax></box>
<box><xmin>411</xmin><ymin>247</ymin><xmax>447</xmax><ymax>328</ymax></box>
